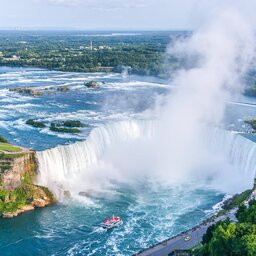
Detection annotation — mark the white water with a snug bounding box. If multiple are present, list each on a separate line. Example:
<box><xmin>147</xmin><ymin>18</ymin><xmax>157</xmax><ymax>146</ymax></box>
<box><xmin>36</xmin><ymin>120</ymin><xmax>156</xmax><ymax>199</ymax></box>
<box><xmin>37</xmin><ymin>120</ymin><xmax>256</xmax><ymax>200</ymax></box>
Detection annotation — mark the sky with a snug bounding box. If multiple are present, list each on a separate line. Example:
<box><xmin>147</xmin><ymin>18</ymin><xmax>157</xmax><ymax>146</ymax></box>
<box><xmin>0</xmin><ymin>0</ymin><xmax>256</xmax><ymax>30</ymax></box>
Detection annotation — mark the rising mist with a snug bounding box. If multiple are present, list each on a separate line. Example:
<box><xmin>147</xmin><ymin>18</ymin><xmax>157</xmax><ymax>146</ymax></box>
<box><xmin>37</xmin><ymin>9</ymin><xmax>256</xmax><ymax>198</ymax></box>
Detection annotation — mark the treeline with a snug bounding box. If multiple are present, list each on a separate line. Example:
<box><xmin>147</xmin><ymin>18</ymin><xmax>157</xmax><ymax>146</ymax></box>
<box><xmin>0</xmin><ymin>31</ymin><xmax>185</xmax><ymax>76</ymax></box>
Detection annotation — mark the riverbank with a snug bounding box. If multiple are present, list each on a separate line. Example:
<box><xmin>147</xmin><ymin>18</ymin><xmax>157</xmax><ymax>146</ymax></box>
<box><xmin>0</xmin><ymin>138</ymin><xmax>54</xmax><ymax>218</ymax></box>
<box><xmin>135</xmin><ymin>180</ymin><xmax>256</xmax><ymax>256</ymax></box>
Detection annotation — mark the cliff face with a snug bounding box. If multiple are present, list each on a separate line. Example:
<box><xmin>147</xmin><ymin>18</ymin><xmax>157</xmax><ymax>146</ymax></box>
<box><xmin>0</xmin><ymin>152</ymin><xmax>37</xmax><ymax>190</ymax></box>
<box><xmin>0</xmin><ymin>151</ymin><xmax>54</xmax><ymax>218</ymax></box>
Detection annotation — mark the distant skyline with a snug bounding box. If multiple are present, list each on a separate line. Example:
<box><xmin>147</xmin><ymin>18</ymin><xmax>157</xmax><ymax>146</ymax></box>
<box><xmin>0</xmin><ymin>0</ymin><xmax>256</xmax><ymax>30</ymax></box>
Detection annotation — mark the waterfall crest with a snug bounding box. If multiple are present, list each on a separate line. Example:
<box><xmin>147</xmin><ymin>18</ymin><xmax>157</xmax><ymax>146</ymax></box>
<box><xmin>36</xmin><ymin>120</ymin><xmax>256</xmax><ymax>199</ymax></box>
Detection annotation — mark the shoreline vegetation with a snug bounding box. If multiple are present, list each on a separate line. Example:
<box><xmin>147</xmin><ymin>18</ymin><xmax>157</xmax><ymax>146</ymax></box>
<box><xmin>0</xmin><ymin>135</ymin><xmax>54</xmax><ymax>218</ymax></box>
<box><xmin>194</xmin><ymin>182</ymin><xmax>256</xmax><ymax>256</ymax></box>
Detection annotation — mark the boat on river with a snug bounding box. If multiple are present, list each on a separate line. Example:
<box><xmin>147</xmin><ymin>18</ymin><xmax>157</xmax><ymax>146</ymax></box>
<box><xmin>100</xmin><ymin>215</ymin><xmax>123</xmax><ymax>229</ymax></box>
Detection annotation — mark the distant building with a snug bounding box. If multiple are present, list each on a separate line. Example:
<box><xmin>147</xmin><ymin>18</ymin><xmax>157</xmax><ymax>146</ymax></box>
<box><xmin>3</xmin><ymin>55</ymin><xmax>20</xmax><ymax>61</ymax></box>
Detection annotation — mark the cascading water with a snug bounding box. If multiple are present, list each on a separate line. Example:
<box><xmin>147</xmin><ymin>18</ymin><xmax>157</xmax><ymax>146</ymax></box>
<box><xmin>36</xmin><ymin>120</ymin><xmax>156</xmax><ymax>199</ymax></box>
<box><xmin>36</xmin><ymin>119</ymin><xmax>256</xmax><ymax>200</ymax></box>
<box><xmin>209</xmin><ymin>129</ymin><xmax>256</xmax><ymax>179</ymax></box>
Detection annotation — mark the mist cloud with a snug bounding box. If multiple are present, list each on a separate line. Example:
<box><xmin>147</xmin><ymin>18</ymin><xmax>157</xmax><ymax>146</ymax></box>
<box><xmin>100</xmin><ymin>9</ymin><xmax>255</xmax><ymax>190</ymax></box>
<box><xmin>150</xmin><ymin>9</ymin><xmax>255</xmax><ymax>186</ymax></box>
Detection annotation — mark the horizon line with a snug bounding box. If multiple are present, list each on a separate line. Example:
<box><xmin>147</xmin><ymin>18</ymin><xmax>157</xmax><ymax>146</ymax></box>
<box><xmin>0</xmin><ymin>27</ymin><xmax>192</xmax><ymax>32</ymax></box>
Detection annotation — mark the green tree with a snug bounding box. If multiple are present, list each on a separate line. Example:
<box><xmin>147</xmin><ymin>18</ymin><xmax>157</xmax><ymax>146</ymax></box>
<box><xmin>208</xmin><ymin>223</ymin><xmax>236</xmax><ymax>256</ymax></box>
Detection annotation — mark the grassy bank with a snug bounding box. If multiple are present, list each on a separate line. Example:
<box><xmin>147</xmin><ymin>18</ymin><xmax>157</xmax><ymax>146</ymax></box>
<box><xmin>0</xmin><ymin>143</ymin><xmax>21</xmax><ymax>153</ymax></box>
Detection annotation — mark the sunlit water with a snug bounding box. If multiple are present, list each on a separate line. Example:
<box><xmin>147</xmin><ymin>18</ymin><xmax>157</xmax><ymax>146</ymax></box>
<box><xmin>0</xmin><ymin>67</ymin><xmax>256</xmax><ymax>255</ymax></box>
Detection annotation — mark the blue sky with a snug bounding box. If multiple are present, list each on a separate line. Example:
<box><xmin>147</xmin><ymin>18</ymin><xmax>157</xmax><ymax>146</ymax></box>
<box><xmin>0</xmin><ymin>0</ymin><xmax>256</xmax><ymax>30</ymax></box>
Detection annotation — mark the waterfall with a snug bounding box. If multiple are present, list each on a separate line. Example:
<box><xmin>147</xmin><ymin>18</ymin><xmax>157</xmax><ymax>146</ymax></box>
<box><xmin>36</xmin><ymin>120</ymin><xmax>156</xmax><ymax>198</ymax></box>
<box><xmin>36</xmin><ymin>120</ymin><xmax>256</xmax><ymax>199</ymax></box>
<box><xmin>208</xmin><ymin>129</ymin><xmax>256</xmax><ymax>181</ymax></box>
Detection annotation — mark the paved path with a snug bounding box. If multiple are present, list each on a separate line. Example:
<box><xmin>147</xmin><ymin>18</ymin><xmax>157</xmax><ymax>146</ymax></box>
<box><xmin>135</xmin><ymin>209</ymin><xmax>237</xmax><ymax>256</ymax></box>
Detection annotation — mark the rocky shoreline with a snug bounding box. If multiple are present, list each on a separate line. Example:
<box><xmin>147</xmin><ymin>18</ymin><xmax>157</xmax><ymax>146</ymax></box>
<box><xmin>1</xmin><ymin>196</ymin><xmax>51</xmax><ymax>218</ymax></box>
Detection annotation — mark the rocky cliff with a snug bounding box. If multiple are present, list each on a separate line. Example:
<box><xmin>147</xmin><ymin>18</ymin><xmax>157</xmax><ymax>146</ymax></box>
<box><xmin>0</xmin><ymin>149</ymin><xmax>54</xmax><ymax>218</ymax></box>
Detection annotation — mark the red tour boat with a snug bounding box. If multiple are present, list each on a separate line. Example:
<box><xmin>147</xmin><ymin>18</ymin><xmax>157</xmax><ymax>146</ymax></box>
<box><xmin>100</xmin><ymin>215</ymin><xmax>123</xmax><ymax>229</ymax></box>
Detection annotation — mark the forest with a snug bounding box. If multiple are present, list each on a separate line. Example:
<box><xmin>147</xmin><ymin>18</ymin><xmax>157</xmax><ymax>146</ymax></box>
<box><xmin>0</xmin><ymin>30</ymin><xmax>186</xmax><ymax>77</ymax></box>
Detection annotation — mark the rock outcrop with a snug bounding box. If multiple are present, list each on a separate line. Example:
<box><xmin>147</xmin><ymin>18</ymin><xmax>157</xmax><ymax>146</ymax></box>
<box><xmin>0</xmin><ymin>152</ymin><xmax>36</xmax><ymax>190</ymax></box>
<box><xmin>84</xmin><ymin>81</ymin><xmax>100</xmax><ymax>88</ymax></box>
<box><xmin>0</xmin><ymin>149</ymin><xmax>54</xmax><ymax>218</ymax></box>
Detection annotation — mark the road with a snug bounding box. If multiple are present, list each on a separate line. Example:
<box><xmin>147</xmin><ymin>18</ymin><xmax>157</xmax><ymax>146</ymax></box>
<box><xmin>135</xmin><ymin>209</ymin><xmax>236</xmax><ymax>256</ymax></box>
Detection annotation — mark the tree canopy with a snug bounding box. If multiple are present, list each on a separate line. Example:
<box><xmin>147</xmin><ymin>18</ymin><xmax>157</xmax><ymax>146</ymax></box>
<box><xmin>196</xmin><ymin>199</ymin><xmax>256</xmax><ymax>256</ymax></box>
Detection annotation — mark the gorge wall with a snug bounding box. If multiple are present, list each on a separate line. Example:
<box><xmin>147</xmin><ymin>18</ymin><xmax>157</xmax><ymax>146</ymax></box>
<box><xmin>0</xmin><ymin>149</ymin><xmax>54</xmax><ymax>218</ymax></box>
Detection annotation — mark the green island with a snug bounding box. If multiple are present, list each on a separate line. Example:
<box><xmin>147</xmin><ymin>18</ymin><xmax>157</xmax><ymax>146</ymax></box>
<box><xmin>49</xmin><ymin>126</ymin><xmax>81</xmax><ymax>134</ymax></box>
<box><xmin>0</xmin><ymin>135</ymin><xmax>54</xmax><ymax>218</ymax></box>
<box><xmin>26</xmin><ymin>119</ymin><xmax>88</xmax><ymax>133</ymax></box>
<box><xmin>26</xmin><ymin>119</ymin><xmax>46</xmax><ymax>128</ymax></box>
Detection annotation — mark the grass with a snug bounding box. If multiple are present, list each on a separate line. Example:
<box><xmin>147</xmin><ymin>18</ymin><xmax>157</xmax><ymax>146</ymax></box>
<box><xmin>0</xmin><ymin>143</ymin><xmax>21</xmax><ymax>153</ymax></box>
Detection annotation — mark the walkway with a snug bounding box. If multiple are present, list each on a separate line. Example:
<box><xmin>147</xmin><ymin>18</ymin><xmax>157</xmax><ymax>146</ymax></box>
<box><xmin>135</xmin><ymin>209</ymin><xmax>236</xmax><ymax>256</ymax></box>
